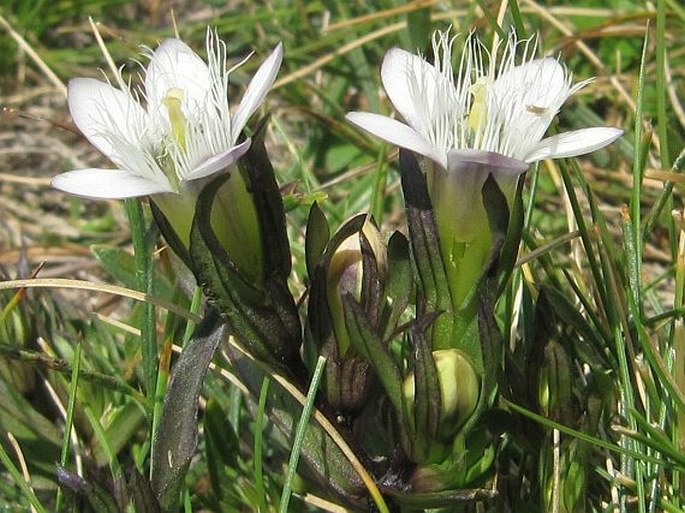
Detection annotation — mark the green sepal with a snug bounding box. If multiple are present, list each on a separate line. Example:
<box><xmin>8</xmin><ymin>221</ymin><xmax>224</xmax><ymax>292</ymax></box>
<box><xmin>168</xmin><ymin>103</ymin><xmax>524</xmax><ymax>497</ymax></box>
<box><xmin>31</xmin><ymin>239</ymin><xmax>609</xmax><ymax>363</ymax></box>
<box><xmin>408</xmin><ymin>316</ymin><xmax>442</xmax><ymax>463</ymax></box>
<box><xmin>399</xmin><ymin>150</ymin><xmax>454</xmax><ymax>344</ymax></box>
<box><xmin>306</xmin><ymin>213</ymin><xmax>366</xmax><ymax>350</ymax></box>
<box><xmin>382</xmin><ymin>231</ymin><xmax>413</xmax><ymax>342</ymax></box>
<box><xmin>150</xmin><ymin>312</ymin><xmax>226</xmax><ymax>511</ymax></box>
<box><xmin>189</xmin><ymin>172</ymin><xmax>301</xmax><ymax>370</ymax></box>
<box><xmin>237</xmin><ymin>120</ymin><xmax>292</xmax><ymax>282</ymax></box>
<box><xmin>305</xmin><ymin>202</ymin><xmax>330</xmax><ymax>281</ymax></box>
<box><xmin>150</xmin><ymin>199</ymin><xmax>191</xmax><ymax>268</ymax></box>
<box><xmin>462</xmin><ymin>174</ymin><xmax>510</xmax><ymax>436</ymax></box>
<box><xmin>359</xmin><ymin>221</ymin><xmax>384</xmax><ymax>329</ymax></box>
<box><xmin>341</xmin><ymin>294</ymin><xmax>405</xmax><ymax>416</ymax></box>
<box><xmin>495</xmin><ymin>177</ymin><xmax>524</xmax><ymax>295</ymax></box>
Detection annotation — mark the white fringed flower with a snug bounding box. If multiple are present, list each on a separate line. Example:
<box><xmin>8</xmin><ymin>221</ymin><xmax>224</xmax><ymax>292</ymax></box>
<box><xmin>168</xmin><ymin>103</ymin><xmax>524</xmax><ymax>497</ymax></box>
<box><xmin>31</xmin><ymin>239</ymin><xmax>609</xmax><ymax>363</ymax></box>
<box><xmin>348</xmin><ymin>30</ymin><xmax>623</xmax><ymax>308</ymax></box>
<box><xmin>52</xmin><ymin>29</ymin><xmax>283</xmax><ymax>199</ymax></box>
<box><xmin>346</xmin><ymin>30</ymin><xmax>622</xmax><ymax>190</ymax></box>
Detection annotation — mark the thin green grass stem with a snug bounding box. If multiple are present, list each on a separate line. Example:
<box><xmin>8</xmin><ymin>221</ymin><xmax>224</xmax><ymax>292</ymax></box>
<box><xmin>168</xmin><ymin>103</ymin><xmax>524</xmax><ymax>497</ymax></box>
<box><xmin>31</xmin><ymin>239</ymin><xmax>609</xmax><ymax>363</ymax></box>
<box><xmin>0</xmin><ymin>440</ymin><xmax>47</xmax><ymax>513</ymax></box>
<box><xmin>255</xmin><ymin>377</ymin><xmax>270</xmax><ymax>513</ymax></box>
<box><xmin>279</xmin><ymin>356</ymin><xmax>326</xmax><ymax>513</ymax></box>
<box><xmin>54</xmin><ymin>341</ymin><xmax>82</xmax><ymax>511</ymax></box>
<box><xmin>503</xmin><ymin>398</ymin><xmax>670</xmax><ymax>468</ymax></box>
<box><xmin>84</xmin><ymin>406</ymin><xmax>121</xmax><ymax>477</ymax></box>
<box><xmin>124</xmin><ymin>199</ymin><xmax>157</xmax><ymax>404</ymax></box>
<box><xmin>507</xmin><ymin>0</ymin><xmax>525</xmax><ymax>37</ymax></box>
<box><xmin>628</xmin><ymin>29</ymin><xmax>649</xmax><ymax>314</ymax></box>
<box><xmin>474</xmin><ymin>0</ymin><xmax>507</xmax><ymax>41</ymax></box>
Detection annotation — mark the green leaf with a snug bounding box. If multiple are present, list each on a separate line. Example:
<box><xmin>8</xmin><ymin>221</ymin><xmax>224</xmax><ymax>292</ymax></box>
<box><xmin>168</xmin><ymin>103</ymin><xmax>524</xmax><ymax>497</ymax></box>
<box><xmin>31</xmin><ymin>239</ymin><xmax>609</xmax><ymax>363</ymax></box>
<box><xmin>151</xmin><ymin>313</ymin><xmax>226</xmax><ymax>511</ymax></box>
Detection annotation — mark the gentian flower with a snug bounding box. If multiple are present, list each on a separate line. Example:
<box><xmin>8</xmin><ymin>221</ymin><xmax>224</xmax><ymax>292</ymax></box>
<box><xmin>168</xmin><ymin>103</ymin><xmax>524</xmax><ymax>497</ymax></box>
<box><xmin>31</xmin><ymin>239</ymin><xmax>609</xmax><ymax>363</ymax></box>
<box><xmin>347</xmin><ymin>30</ymin><xmax>622</xmax><ymax>188</ymax></box>
<box><xmin>52</xmin><ymin>28</ymin><xmax>283</xmax><ymax>244</ymax></box>
<box><xmin>347</xmin><ymin>30</ymin><xmax>622</xmax><ymax>305</ymax></box>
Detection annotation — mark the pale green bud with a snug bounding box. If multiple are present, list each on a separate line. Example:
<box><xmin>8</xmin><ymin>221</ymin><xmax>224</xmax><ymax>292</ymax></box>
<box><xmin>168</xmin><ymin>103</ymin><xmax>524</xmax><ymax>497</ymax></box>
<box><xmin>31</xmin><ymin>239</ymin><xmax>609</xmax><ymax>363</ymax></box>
<box><xmin>403</xmin><ymin>349</ymin><xmax>480</xmax><ymax>439</ymax></box>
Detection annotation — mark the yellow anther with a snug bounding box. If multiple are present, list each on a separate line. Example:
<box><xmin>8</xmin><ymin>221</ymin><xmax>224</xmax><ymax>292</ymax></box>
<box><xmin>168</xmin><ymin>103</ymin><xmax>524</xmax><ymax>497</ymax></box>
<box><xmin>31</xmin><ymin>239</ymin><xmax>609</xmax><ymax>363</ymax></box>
<box><xmin>467</xmin><ymin>77</ymin><xmax>489</xmax><ymax>133</ymax></box>
<box><xmin>162</xmin><ymin>87</ymin><xmax>187</xmax><ymax>151</ymax></box>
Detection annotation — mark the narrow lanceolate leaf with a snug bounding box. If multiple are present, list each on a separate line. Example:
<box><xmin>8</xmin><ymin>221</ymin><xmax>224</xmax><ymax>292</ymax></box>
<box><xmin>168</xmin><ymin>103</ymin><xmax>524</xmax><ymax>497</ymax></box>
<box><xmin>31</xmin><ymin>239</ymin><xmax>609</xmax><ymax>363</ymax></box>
<box><xmin>189</xmin><ymin>172</ymin><xmax>301</xmax><ymax>372</ymax></box>
<box><xmin>399</xmin><ymin>150</ymin><xmax>453</xmax><ymax>336</ymax></box>
<box><xmin>151</xmin><ymin>313</ymin><xmax>226</xmax><ymax>511</ymax></box>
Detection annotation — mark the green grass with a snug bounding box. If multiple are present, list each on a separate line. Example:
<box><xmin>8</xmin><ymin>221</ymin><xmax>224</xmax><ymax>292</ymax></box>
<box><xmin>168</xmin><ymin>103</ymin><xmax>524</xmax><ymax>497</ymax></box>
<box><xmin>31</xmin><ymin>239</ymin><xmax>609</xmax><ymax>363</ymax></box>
<box><xmin>0</xmin><ymin>0</ymin><xmax>684</xmax><ymax>511</ymax></box>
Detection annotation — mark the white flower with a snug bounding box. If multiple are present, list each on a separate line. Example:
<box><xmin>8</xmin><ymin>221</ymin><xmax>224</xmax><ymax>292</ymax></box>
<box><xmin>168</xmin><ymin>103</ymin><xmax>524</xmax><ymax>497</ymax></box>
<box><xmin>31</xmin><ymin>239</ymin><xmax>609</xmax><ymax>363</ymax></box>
<box><xmin>52</xmin><ymin>29</ymin><xmax>283</xmax><ymax>199</ymax></box>
<box><xmin>346</xmin><ymin>30</ymin><xmax>622</xmax><ymax>189</ymax></box>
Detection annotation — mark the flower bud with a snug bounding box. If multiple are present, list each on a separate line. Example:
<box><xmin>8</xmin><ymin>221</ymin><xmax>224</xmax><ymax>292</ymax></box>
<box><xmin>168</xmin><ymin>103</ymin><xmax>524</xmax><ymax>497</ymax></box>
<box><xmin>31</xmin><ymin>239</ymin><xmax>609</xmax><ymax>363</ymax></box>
<box><xmin>326</xmin><ymin>218</ymin><xmax>387</xmax><ymax>354</ymax></box>
<box><xmin>403</xmin><ymin>349</ymin><xmax>480</xmax><ymax>440</ymax></box>
<box><xmin>306</xmin><ymin>215</ymin><xmax>388</xmax><ymax>414</ymax></box>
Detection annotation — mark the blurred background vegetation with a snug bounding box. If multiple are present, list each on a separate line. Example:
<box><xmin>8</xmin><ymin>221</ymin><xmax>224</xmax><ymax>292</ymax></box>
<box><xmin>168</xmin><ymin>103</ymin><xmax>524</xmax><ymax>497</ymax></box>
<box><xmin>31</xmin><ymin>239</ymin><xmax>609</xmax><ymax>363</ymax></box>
<box><xmin>0</xmin><ymin>0</ymin><xmax>684</xmax><ymax>511</ymax></box>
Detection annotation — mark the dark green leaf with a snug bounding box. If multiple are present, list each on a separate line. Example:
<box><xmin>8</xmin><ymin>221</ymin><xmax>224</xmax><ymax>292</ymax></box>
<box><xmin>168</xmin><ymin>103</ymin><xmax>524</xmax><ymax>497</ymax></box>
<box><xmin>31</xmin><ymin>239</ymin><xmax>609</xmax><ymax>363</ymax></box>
<box><xmin>151</xmin><ymin>313</ymin><xmax>226</xmax><ymax>511</ymax></box>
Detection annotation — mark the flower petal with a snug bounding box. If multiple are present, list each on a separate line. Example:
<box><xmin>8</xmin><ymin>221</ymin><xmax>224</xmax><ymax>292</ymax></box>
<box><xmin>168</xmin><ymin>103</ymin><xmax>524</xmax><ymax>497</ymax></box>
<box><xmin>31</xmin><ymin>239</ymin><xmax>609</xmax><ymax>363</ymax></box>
<box><xmin>52</xmin><ymin>168</ymin><xmax>172</xmax><ymax>199</ymax></box>
<box><xmin>525</xmin><ymin>127</ymin><xmax>623</xmax><ymax>162</ymax></box>
<box><xmin>493</xmin><ymin>58</ymin><xmax>568</xmax><ymax>112</ymax></box>
<box><xmin>447</xmin><ymin>149</ymin><xmax>529</xmax><ymax>201</ymax></box>
<box><xmin>488</xmin><ymin>58</ymin><xmax>572</xmax><ymax>159</ymax></box>
<box><xmin>381</xmin><ymin>48</ymin><xmax>455</xmax><ymax>131</ymax></box>
<box><xmin>346</xmin><ymin>111</ymin><xmax>444</xmax><ymax>165</ymax></box>
<box><xmin>447</xmin><ymin>149</ymin><xmax>530</xmax><ymax>176</ymax></box>
<box><xmin>185</xmin><ymin>138</ymin><xmax>252</xmax><ymax>181</ymax></box>
<box><xmin>68</xmin><ymin>78</ymin><xmax>149</xmax><ymax>166</ymax></box>
<box><xmin>145</xmin><ymin>38</ymin><xmax>211</xmax><ymax>115</ymax></box>
<box><xmin>231</xmin><ymin>43</ymin><xmax>284</xmax><ymax>141</ymax></box>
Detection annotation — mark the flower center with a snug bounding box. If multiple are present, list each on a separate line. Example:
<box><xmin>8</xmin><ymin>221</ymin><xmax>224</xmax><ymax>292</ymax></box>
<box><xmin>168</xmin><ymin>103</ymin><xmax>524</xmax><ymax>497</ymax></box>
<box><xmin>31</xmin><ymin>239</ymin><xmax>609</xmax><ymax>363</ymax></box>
<box><xmin>162</xmin><ymin>87</ymin><xmax>188</xmax><ymax>152</ymax></box>
<box><xmin>467</xmin><ymin>77</ymin><xmax>489</xmax><ymax>135</ymax></box>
